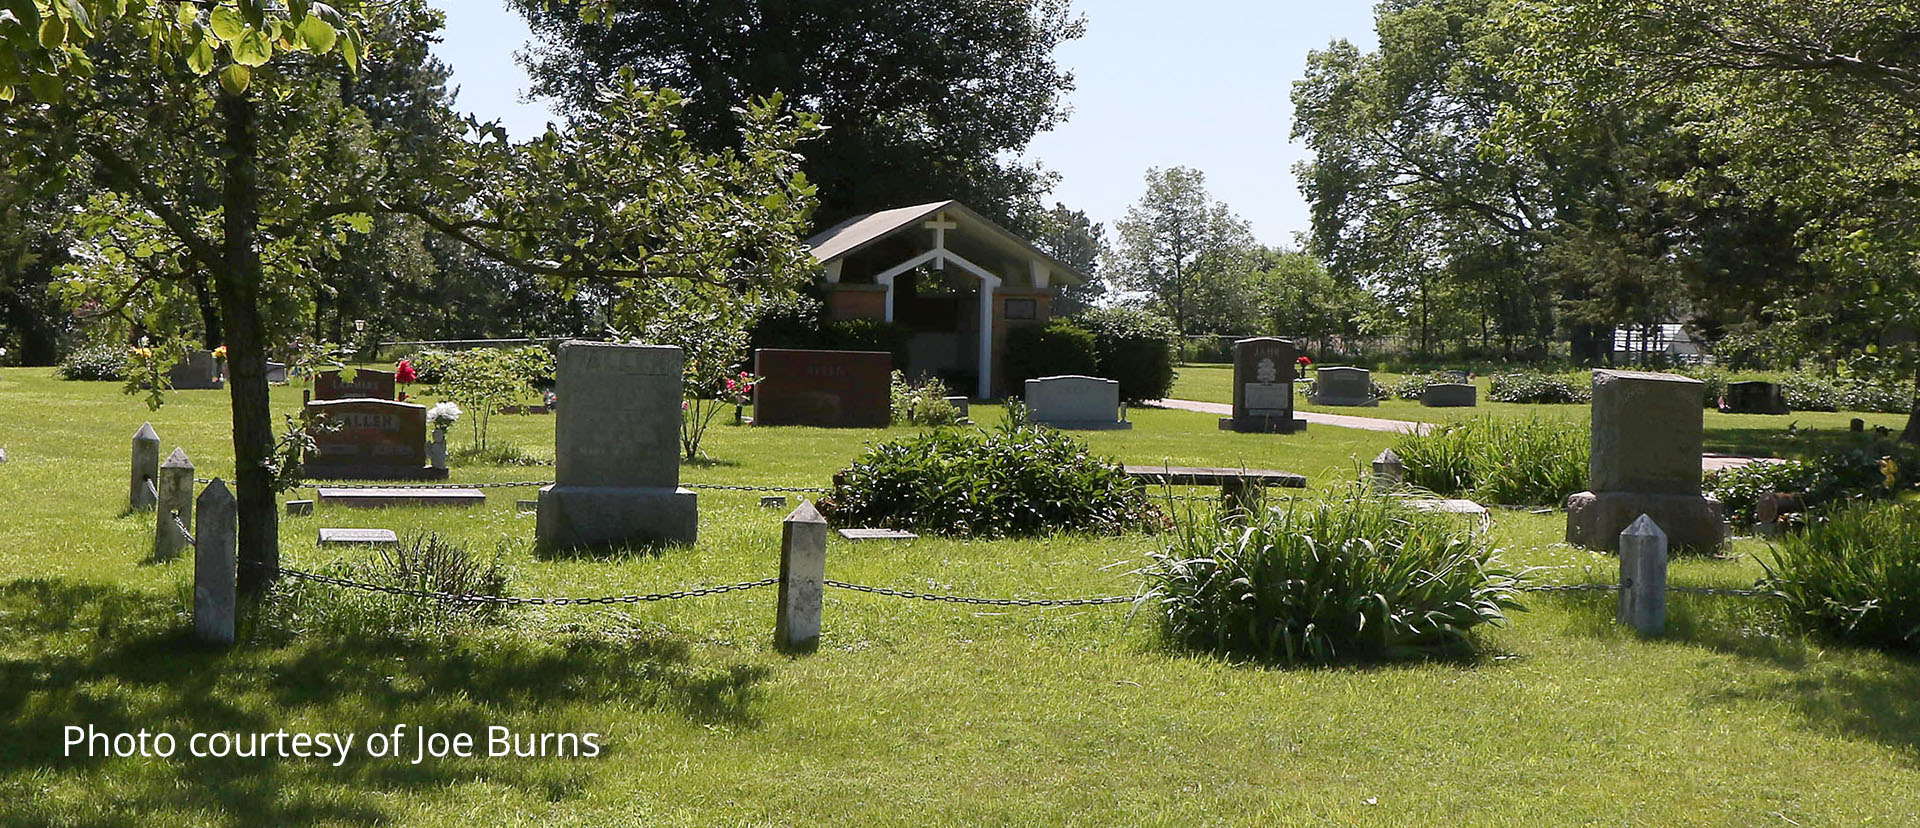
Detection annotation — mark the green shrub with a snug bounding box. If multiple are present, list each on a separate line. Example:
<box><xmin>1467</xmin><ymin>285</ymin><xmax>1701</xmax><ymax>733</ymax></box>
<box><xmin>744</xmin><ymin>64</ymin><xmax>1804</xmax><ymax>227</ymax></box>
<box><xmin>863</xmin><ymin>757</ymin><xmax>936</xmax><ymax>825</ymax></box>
<box><xmin>1835</xmin><ymin>377</ymin><xmax>1913</xmax><ymax>414</ymax></box>
<box><xmin>819</xmin><ymin>422</ymin><xmax>1162</xmax><ymax>538</ymax></box>
<box><xmin>1778</xmin><ymin>374</ymin><xmax>1838</xmax><ymax>411</ymax></box>
<box><xmin>1387</xmin><ymin>371</ymin><xmax>1454</xmax><ymax>400</ymax></box>
<box><xmin>1706</xmin><ymin>459</ymin><xmax>1814</xmax><ymax>526</ymax></box>
<box><xmin>891</xmin><ymin>371</ymin><xmax>964</xmax><ymax>426</ymax></box>
<box><xmin>1077</xmin><ymin>307</ymin><xmax>1179</xmax><ymax>403</ymax></box>
<box><xmin>1138</xmin><ymin>492</ymin><xmax>1523</xmax><ymax>665</ymax></box>
<box><xmin>1488</xmin><ymin>371</ymin><xmax>1591</xmax><ymax>404</ymax></box>
<box><xmin>55</xmin><ymin>342</ymin><xmax>128</xmax><ymax>381</ymax></box>
<box><xmin>1762</xmin><ymin>503</ymin><xmax>1920</xmax><ymax>651</ymax></box>
<box><xmin>1005</xmin><ymin>320</ymin><xmax>1099</xmax><ymax>390</ymax></box>
<box><xmin>1391</xmin><ymin>417</ymin><xmax>1587</xmax><ymax>506</ymax></box>
<box><xmin>404</xmin><ymin>348</ymin><xmax>455</xmax><ymax>384</ymax></box>
<box><xmin>822</xmin><ymin>318</ymin><xmax>911</xmax><ymax>368</ymax></box>
<box><xmin>1707</xmin><ymin>442</ymin><xmax>1920</xmax><ymax>525</ymax></box>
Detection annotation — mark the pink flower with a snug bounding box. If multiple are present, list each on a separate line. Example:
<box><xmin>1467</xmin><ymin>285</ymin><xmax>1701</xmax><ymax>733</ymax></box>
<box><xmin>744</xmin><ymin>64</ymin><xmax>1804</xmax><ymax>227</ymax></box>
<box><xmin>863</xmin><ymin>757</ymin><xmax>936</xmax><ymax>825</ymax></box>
<box><xmin>396</xmin><ymin>360</ymin><xmax>417</xmax><ymax>385</ymax></box>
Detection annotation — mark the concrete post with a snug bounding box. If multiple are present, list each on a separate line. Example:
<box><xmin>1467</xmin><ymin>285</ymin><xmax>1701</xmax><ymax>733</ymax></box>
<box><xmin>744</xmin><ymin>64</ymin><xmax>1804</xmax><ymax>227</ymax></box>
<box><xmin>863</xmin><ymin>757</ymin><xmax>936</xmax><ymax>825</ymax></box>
<box><xmin>154</xmin><ymin>448</ymin><xmax>195</xmax><ymax>560</ymax></box>
<box><xmin>130</xmin><ymin>423</ymin><xmax>160</xmax><ymax>510</ymax></box>
<box><xmin>1372</xmin><ymin>449</ymin><xmax>1405</xmax><ymax>491</ymax></box>
<box><xmin>194</xmin><ymin>479</ymin><xmax>238</xmax><ymax>646</ymax></box>
<box><xmin>1618</xmin><ymin>514</ymin><xmax>1668</xmax><ymax>635</ymax></box>
<box><xmin>775</xmin><ymin>501</ymin><xmax>829</xmax><ymax>652</ymax></box>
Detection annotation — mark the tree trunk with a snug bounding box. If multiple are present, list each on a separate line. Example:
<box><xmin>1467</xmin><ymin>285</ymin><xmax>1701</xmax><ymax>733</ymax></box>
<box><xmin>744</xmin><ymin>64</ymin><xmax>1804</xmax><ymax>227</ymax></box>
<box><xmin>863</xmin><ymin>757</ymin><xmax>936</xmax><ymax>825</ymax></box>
<box><xmin>1903</xmin><ymin>359</ymin><xmax>1920</xmax><ymax>444</ymax></box>
<box><xmin>216</xmin><ymin>90</ymin><xmax>280</xmax><ymax>597</ymax></box>
<box><xmin>194</xmin><ymin>270</ymin><xmax>222</xmax><ymax>349</ymax></box>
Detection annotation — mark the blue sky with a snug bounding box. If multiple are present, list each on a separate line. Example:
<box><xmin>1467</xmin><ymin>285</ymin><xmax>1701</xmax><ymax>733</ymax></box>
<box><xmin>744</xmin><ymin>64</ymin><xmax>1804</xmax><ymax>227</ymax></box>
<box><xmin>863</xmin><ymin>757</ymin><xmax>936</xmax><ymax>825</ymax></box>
<box><xmin>428</xmin><ymin>1</ymin><xmax>1379</xmax><ymax>247</ymax></box>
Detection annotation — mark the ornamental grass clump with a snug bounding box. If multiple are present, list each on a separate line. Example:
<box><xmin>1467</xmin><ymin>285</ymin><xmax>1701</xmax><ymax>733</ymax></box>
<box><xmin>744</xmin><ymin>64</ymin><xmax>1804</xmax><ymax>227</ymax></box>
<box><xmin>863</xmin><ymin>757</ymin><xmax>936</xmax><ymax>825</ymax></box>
<box><xmin>1761</xmin><ymin>503</ymin><xmax>1920</xmax><ymax>652</ymax></box>
<box><xmin>819</xmin><ymin>421</ymin><xmax>1161</xmax><ymax>538</ymax></box>
<box><xmin>1391</xmin><ymin>416</ymin><xmax>1586</xmax><ymax>506</ymax></box>
<box><xmin>1139</xmin><ymin>492</ymin><xmax>1523</xmax><ymax>665</ymax></box>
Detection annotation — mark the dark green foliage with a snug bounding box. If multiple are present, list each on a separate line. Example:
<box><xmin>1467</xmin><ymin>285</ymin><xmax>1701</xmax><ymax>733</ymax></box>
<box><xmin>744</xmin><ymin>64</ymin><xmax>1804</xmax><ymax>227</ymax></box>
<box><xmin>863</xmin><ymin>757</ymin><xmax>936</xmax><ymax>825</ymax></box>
<box><xmin>1707</xmin><ymin>442</ymin><xmax>1920</xmax><ymax>525</ymax></box>
<box><xmin>821</xmin><ymin>318</ymin><xmax>910</xmax><ymax>368</ymax></box>
<box><xmin>1005</xmin><ymin>319</ymin><xmax>1098</xmax><ymax>390</ymax></box>
<box><xmin>1077</xmin><ymin>307</ymin><xmax>1179</xmax><ymax>403</ymax></box>
<box><xmin>1488</xmin><ymin>371</ymin><xmax>1591</xmax><ymax>404</ymax></box>
<box><xmin>1392</xmin><ymin>417</ymin><xmax>1587</xmax><ymax>506</ymax></box>
<box><xmin>1386</xmin><ymin>371</ymin><xmax>1455</xmax><ymax>400</ymax></box>
<box><xmin>54</xmin><ymin>342</ymin><xmax>127</xmax><ymax>381</ymax></box>
<box><xmin>1139</xmin><ymin>493</ymin><xmax>1523</xmax><ymax>665</ymax></box>
<box><xmin>1762</xmin><ymin>503</ymin><xmax>1920</xmax><ymax>652</ymax></box>
<box><xmin>819</xmin><ymin>423</ymin><xmax>1162</xmax><ymax>538</ymax></box>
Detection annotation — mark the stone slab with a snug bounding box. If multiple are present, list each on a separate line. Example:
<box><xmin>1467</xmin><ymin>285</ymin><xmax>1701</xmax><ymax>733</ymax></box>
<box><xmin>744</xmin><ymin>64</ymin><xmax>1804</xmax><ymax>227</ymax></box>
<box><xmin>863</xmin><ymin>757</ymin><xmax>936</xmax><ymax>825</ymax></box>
<box><xmin>1421</xmin><ymin>383</ymin><xmax>1478</xmax><ymax>407</ymax></box>
<box><xmin>168</xmin><ymin>350</ymin><xmax>223</xmax><ymax>390</ymax></box>
<box><xmin>1026</xmin><ymin>375</ymin><xmax>1129</xmax><ymax>429</ymax></box>
<box><xmin>1408</xmin><ymin>498</ymin><xmax>1489</xmax><ymax>516</ymax></box>
<box><xmin>1590</xmin><ymin>370</ymin><xmax>1705</xmax><ymax>494</ymax></box>
<box><xmin>313</xmin><ymin>369</ymin><xmax>396</xmax><ymax>401</ymax></box>
<box><xmin>318</xmin><ymin>528</ymin><xmax>400</xmax><ymax>546</ymax></box>
<box><xmin>316</xmin><ymin>488</ymin><xmax>486</xmax><ymax>509</ymax></box>
<box><xmin>554</xmin><ymin>342</ymin><xmax>683</xmax><ymax>489</ymax></box>
<box><xmin>761</xmin><ymin>496</ymin><xmax>789</xmax><ymax>509</ymax></box>
<box><xmin>536</xmin><ymin>484</ymin><xmax>698</xmax><ymax>548</ymax></box>
<box><xmin>753</xmin><ymin>349</ymin><xmax>893</xmax><ymax>428</ymax></box>
<box><xmin>285</xmin><ymin>500</ymin><xmax>314</xmax><ymax>516</ymax></box>
<box><xmin>1230</xmin><ymin>337</ymin><xmax>1300</xmax><ymax>431</ymax></box>
<box><xmin>1566</xmin><ymin>490</ymin><xmax>1726</xmax><ymax>553</ymax></box>
<box><xmin>305</xmin><ymin>399</ymin><xmax>432</xmax><ymax>479</ymax></box>
<box><xmin>266</xmin><ymin>361</ymin><xmax>288</xmax><ymax>385</ymax></box>
<box><xmin>1725</xmin><ymin>381</ymin><xmax>1790</xmax><ymax>415</ymax></box>
<box><xmin>1123</xmin><ymin>464</ymin><xmax>1308</xmax><ymax>489</ymax></box>
<box><xmin>1310</xmin><ymin>366</ymin><xmax>1378</xmax><ymax>407</ymax></box>
<box><xmin>837</xmin><ymin>528</ymin><xmax>919</xmax><ymax>541</ymax></box>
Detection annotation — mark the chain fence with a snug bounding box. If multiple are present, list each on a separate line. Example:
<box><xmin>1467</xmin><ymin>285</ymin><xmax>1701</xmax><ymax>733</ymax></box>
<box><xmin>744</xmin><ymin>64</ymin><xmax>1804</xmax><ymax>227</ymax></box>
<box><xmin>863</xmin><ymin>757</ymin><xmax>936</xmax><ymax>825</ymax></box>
<box><xmin>170</xmin><ymin>512</ymin><xmax>195</xmax><ymax>547</ymax></box>
<box><xmin>1516</xmin><ymin>580</ymin><xmax>1782</xmax><ymax>599</ymax></box>
<box><xmin>264</xmin><ymin>562</ymin><xmax>778</xmax><ymax>606</ymax></box>
<box><xmin>195</xmin><ymin>478</ymin><xmax>831</xmax><ymax>494</ymax></box>
<box><xmin>823</xmin><ymin>580</ymin><xmax>1138</xmax><ymax>607</ymax></box>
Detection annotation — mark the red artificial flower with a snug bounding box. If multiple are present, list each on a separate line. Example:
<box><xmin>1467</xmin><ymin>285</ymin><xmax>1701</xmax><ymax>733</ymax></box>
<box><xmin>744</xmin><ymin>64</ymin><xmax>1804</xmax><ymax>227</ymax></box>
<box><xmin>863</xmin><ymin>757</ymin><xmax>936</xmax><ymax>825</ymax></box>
<box><xmin>1297</xmin><ymin>355</ymin><xmax>1312</xmax><ymax>365</ymax></box>
<box><xmin>396</xmin><ymin>359</ymin><xmax>418</xmax><ymax>385</ymax></box>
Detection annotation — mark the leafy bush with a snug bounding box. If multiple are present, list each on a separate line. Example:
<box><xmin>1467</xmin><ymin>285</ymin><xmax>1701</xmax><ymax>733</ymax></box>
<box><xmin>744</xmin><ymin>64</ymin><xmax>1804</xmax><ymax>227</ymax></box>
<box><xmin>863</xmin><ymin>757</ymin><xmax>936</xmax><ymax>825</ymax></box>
<box><xmin>1386</xmin><ymin>371</ymin><xmax>1456</xmax><ymax>400</ymax></box>
<box><xmin>1138</xmin><ymin>492</ymin><xmax>1523</xmax><ymax>665</ymax></box>
<box><xmin>1077</xmin><ymin>307</ymin><xmax>1179</xmax><ymax>403</ymax></box>
<box><xmin>405</xmin><ymin>348</ymin><xmax>456</xmax><ymax>384</ymax></box>
<box><xmin>435</xmin><ymin>349</ymin><xmax>528</xmax><ymax>451</ymax></box>
<box><xmin>891</xmin><ymin>371</ymin><xmax>964</xmax><ymax>426</ymax></box>
<box><xmin>1707</xmin><ymin>442</ymin><xmax>1920</xmax><ymax>525</ymax></box>
<box><xmin>822</xmin><ymin>318</ymin><xmax>911</xmax><ymax>368</ymax></box>
<box><xmin>1392</xmin><ymin>417</ymin><xmax>1587</xmax><ymax>506</ymax></box>
<box><xmin>1488</xmin><ymin>371</ymin><xmax>1591</xmax><ymax>404</ymax></box>
<box><xmin>819</xmin><ymin>422</ymin><xmax>1161</xmax><ymax>538</ymax></box>
<box><xmin>56</xmin><ymin>342</ymin><xmax>128</xmax><ymax>381</ymax></box>
<box><xmin>1778</xmin><ymin>374</ymin><xmax>1838</xmax><ymax>411</ymax></box>
<box><xmin>260</xmin><ymin>533</ymin><xmax>512</xmax><ymax>638</ymax></box>
<box><xmin>1834</xmin><ymin>377</ymin><xmax>1913</xmax><ymax>414</ymax></box>
<box><xmin>1762</xmin><ymin>503</ymin><xmax>1920</xmax><ymax>651</ymax></box>
<box><xmin>1005</xmin><ymin>319</ymin><xmax>1099</xmax><ymax>390</ymax></box>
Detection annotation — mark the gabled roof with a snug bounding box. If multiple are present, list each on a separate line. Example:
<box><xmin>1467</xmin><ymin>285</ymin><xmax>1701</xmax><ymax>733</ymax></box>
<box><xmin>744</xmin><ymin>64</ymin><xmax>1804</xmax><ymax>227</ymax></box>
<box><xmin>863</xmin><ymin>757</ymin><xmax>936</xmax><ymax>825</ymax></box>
<box><xmin>804</xmin><ymin>200</ymin><xmax>1089</xmax><ymax>285</ymax></box>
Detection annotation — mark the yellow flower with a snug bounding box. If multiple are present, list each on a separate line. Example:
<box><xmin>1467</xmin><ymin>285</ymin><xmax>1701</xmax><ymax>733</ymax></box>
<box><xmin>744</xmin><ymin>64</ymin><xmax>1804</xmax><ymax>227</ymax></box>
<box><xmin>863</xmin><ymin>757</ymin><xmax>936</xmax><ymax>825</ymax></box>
<box><xmin>1881</xmin><ymin>457</ymin><xmax>1900</xmax><ymax>489</ymax></box>
<box><xmin>213</xmin><ymin>345</ymin><xmax>228</xmax><ymax>359</ymax></box>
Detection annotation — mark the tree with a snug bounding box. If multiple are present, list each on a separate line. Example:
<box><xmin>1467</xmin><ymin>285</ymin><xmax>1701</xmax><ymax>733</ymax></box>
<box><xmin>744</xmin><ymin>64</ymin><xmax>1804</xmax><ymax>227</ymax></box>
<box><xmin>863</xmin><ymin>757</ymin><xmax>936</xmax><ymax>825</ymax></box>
<box><xmin>1034</xmin><ymin>203</ymin><xmax>1106</xmax><ymax>315</ymax></box>
<box><xmin>1110</xmin><ymin>167</ymin><xmax>1259</xmax><ymax>340</ymax></box>
<box><xmin>4</xmin><ymin>2</ymin><xmax>821</xmax><ymax>594</ymax></box>
<box><xmin>1495</xmin><ymin>0</ymin><xmax>1920</xmax><ymax>437</ymax></box>
<box><xmin>1249</xmin><ymin>246</ymin><xmax>1381</xmax><ymax>345</ymax></box>
<box><xmin>508</xmin><ymin>0</ymin><xmax>1084</xmax><ymax>233</ymax></box>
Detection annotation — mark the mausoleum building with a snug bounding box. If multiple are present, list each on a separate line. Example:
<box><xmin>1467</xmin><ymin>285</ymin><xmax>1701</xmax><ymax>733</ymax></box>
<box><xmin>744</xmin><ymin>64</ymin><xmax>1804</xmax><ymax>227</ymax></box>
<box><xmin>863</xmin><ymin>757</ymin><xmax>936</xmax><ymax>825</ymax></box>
<box><xmin>806</xmin><ymin>201</ymin><xmax>1091</xmax><ymax>398</ymax></box>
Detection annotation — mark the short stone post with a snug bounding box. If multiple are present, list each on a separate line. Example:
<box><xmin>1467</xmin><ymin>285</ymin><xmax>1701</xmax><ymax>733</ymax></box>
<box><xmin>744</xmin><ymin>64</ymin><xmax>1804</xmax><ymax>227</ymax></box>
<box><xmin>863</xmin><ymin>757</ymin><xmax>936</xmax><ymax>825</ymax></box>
<box><xmin>154</xmin><ymin>448</ymin><xmax>195</xmax><ymax>560</ymax></box>
<box><xmin>427</xmin><ymin>427</ymin><xmax>449</xmax><ymax>470</ymax></box>
<box><xmin>1618</xmin><ymin>514</ymin><xmax>1668</xmax><ymax>635</ymax></box>
<box><xmin>130</xmin><ymin>423</ymin><xmax>160</xmax><ymax>510</ymax></box>
<box><xmin>775</xmin><ymin>501</ymin><xmax>829</xmax><ymax>652</ymax></box>
<box><xmin>194</xmin><ymin>479</ymin><xmax>238</xmax><ymax>646</ymax></box>
<box><xmin>1372</xmin><ymin>449</ymin><xmax>1405</xmax><ymax>491</ymax></box>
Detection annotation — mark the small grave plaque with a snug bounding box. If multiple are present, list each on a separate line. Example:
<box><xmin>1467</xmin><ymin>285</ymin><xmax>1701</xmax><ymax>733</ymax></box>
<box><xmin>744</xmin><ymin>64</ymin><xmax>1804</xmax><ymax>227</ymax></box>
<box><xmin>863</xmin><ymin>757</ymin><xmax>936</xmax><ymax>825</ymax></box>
<box><xmin>838</xmin><ymin>528</ymin><xmax>919</xmax><ymax>541</ymax></box>
<box><xmin>317</xmin><ymin>487</ymin><xmax>485</xmax><ymax>508</ymax></box>
<box><xmin>318</xmin><ymin>528</ymin><xmax>400</xmax><ymax>546</ymax></box>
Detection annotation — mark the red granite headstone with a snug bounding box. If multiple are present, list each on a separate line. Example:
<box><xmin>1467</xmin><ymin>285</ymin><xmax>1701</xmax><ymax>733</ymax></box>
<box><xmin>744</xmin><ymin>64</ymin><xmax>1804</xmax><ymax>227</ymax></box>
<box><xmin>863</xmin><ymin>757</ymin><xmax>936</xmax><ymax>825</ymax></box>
<box><xmin>752</xmin><ymin>349</ymin><xmax>893</xmax><ymax>428</ymax></box>
<box><xmin>304</xmin><ymin>399</ymin><xmax>444</xmax><ymax>480</ymax></box>
<box><xmin>313</xmin><ymin>369</ymin><xmax>397</xmax><ymax>401</ymax></box>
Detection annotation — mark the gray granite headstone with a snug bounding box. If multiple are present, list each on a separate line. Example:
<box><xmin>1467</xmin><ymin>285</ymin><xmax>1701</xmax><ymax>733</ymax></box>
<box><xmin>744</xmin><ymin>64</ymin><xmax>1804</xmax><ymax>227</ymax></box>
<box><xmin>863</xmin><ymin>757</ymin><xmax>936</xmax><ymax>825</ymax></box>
<box><xmin>537</xmin><ymin>341</ymin><xmax>697</xmax><ymax>548</ymax></box>
<box><xmin>169</xmin><ymin>350</ymin><xmax>223</xmax><ymax>390</ymax></box>
<box><xmin>1222</xmin><ymin>337</ymin><xmax>1305</xmax><ymax>433</ymax></box>
<box><xmin>1309</xmin><ymin>366</ymin><xmax>1377</xmax><ymax>407</ymax></box>
<box><xmin>1421</xmin><ymin>383</ymin><xmax>1477</xmax><ymax>407</ymax></box>
<box><xmin>1567</xmin><ymin>370</ymin><xmax>1725</xmax><ymax>552</ymax></box>
<box><xmin>1724</xmin><ymin>381</ymin><xmax>1789</xmax><ymax>415</ymax></box>
<box><xmin>1024</xmin><ymin>375</ymin><xmax>1130</xmax><ymax>430</ymax></box>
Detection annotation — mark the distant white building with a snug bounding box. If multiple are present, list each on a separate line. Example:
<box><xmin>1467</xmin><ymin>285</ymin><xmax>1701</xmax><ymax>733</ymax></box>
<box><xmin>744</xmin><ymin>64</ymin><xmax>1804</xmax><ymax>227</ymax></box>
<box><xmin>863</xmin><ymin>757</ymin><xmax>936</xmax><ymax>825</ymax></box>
<box><xmin>1613</xmin><ymin>323</ymin><xmax>1709</xmax><ymax>364</ymax></box>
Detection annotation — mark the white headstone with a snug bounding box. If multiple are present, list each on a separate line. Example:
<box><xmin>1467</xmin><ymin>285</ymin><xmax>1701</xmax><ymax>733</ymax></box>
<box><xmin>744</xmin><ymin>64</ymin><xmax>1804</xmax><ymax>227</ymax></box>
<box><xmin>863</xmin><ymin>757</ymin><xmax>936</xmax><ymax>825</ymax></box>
<box><xmin>1024</xmin><ymin>375</ymin><xmax>1130</xmax><ymax>430</ymax></box>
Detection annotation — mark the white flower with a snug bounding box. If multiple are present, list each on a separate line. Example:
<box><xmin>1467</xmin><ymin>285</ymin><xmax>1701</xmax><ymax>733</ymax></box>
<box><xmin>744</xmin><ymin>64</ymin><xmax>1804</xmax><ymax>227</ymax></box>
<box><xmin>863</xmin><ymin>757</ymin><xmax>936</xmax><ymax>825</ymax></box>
<box><xmin>427</xmin><ymin>401</ymin><xmax>463</xmax><ymax>426</ymax></box>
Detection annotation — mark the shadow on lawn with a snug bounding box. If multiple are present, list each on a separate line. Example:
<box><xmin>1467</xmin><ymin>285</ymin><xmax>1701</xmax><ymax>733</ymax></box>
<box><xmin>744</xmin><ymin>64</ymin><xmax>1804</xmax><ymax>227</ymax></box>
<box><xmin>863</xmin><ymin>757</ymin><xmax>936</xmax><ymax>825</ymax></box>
<box><xmin>0</xmin><ymin>577</ymin><xmax>771</xmax><ymax>827</ymax></box>
<box><xmin>1702</xmin><ymin>425</ymin><xmax>1894</xmax><ymax>461</ymax></box>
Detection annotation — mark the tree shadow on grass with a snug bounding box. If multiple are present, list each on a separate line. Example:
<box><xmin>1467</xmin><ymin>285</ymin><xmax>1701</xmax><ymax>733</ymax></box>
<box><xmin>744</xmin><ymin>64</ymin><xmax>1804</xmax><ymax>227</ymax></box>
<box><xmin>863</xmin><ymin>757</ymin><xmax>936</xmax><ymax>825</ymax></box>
<box><xmin>0</xmin><ymin>577</ymin><xmax>772</xmax><ymax>827</ymax></box>
<box><xmin>1703</xmin><ymin>426</ymin><xmax>1895</xmax><ymax>462</ymax></box>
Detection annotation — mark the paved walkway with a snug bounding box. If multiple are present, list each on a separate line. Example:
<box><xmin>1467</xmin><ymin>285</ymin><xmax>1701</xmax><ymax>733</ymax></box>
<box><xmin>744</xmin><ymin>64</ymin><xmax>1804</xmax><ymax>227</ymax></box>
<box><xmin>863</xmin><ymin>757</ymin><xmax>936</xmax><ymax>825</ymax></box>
<box><xmin>1149</xmin><ymin>398</ymin><xmax>1788</xmax><ymax>472</ymax></box>
<box><xmin>1147</xmin><ymin>398</ymin><xmax>1434</xmax><ymax>435</ymax></box>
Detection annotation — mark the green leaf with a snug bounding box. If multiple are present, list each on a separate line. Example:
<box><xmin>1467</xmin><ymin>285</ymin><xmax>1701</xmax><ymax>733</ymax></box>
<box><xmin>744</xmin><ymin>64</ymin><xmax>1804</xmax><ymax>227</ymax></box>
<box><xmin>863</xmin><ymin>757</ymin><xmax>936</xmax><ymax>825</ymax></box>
<box><xmin>38</xmin><ymin>16</ymin><xmax>65</xmax><ymax>49</ymax></box>
<box><xmin>341</xmin><ymin>213</ymin><xmax>372</xmax><ymax>233</ymax></box>
<box><xmin>338</xmin><ymin>27</ymin><xmax>360</xmax><ymax>73</ymax></box>
<box><xmin>185</xmin><ymin>32</ymin><xmax>214</xmax><ymax>75</ymax></box>
<box><xmin>218</xmin><ymin>62</ymin><xmax>250</xmax><ymax>94</ymax></box>
<box><xmin>62</xmin><ymin>0</ymin><xmax>90</xmax><ymax>37</ymax></box>
<box><xmin>27</xmin><ymin>71</ymin><xmax>60</xmax><ymax>102</ymax></box>
<box><xmin>209</xmin><ymin>6</ymin><xmax>246</xmax><ymax>41</ymax></box>
<box><xmin>0</xmin><ymin>84</ymin><xmax>14</xmax><ymax>103</ymax></box>
<box><xmin>230</xmin><ymin>29</ymin><xmax>271</xmax><ymax>66</ymax></box>
<box><xmin>295</xmin><ymin>13</ymin><xmax>334</xmax><ymax>53</ymax></box>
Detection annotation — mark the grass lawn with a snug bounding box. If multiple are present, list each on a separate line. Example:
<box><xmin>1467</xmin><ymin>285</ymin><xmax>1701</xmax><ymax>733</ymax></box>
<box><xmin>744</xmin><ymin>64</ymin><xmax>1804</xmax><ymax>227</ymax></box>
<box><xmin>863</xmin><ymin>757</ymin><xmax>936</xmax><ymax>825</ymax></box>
<box><xmin>1170</xmin><ymin>363</ymin><xmax>1913</xmax><ymax>460</ymax></box>
<box><xmin>3</xmin><ymin>366</ymin><xmax>1920</xmax><ymax>826</ymax></box>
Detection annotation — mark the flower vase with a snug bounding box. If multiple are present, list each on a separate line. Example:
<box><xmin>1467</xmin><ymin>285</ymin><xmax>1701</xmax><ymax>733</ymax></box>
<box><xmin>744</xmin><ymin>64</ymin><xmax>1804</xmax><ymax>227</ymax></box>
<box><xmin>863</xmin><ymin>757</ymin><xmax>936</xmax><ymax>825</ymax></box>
<box><xmin>429</xmin><ymin>427</ymin><xmax>449</xmax><ymax>470</ymax></box>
